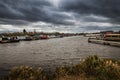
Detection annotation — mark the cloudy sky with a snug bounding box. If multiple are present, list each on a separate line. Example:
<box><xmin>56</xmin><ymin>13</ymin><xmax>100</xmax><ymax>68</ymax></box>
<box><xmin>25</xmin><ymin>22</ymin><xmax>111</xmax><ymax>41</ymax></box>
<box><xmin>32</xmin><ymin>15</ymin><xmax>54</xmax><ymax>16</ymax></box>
<box><xmin>0</xmin><ymin>0</ymin><xmax>120</xmax><ymax>33</ymax></box>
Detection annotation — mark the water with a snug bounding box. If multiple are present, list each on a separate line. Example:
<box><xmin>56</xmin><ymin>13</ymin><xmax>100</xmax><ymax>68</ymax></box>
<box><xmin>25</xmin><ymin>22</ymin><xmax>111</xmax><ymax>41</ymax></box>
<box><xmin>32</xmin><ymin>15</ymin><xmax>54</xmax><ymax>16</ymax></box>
<box><xmin>0</xmin><ymin>36</ymin><xmax>120</xmax><ymax>74</ymax></box>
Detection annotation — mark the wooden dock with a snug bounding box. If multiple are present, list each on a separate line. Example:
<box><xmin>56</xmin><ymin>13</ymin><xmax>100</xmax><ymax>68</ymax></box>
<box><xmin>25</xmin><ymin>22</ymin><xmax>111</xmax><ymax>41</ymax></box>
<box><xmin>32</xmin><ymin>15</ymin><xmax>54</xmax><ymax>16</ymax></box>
<box><xmin>88</xmin><ymin>38</ymin><xmax>120</xmax><ymax>47</ymax></box>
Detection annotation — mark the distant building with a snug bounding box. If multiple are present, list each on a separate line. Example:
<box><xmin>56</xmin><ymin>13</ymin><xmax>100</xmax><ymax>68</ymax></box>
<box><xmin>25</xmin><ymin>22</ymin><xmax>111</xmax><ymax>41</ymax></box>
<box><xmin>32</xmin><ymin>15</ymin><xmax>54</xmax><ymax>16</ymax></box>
<box><xmin>100</xmin><ymin>31</ymin><xmax>113</xmax><ymax>38</ymax></box>
<box><xmin>114</xmin><ymin>31</ymin><xmax>120</xmax><ymax>34</ymax></box>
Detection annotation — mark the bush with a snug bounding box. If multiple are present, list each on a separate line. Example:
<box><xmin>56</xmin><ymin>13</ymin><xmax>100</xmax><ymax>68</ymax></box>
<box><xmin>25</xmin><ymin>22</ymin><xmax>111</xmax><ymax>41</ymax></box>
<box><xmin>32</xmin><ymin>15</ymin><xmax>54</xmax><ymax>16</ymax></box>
<box><xmin>9</xmin><ymin>66</ymin><xmax>47</xmax><ymax>80</ymax></box>
<box><xmin>71</xmin><ymin>55</ymin><xmax>120</xmax><ymax>80</ymax></box>
<box><xmin>55</xmin><ymin>66</ymin><xmax>70</xmax><ymax>77</ymax></box>
<box><xmin>9</xmin><ymin>66</ymin><xmax>34</xmax><ymax>80</ymax></box>
<box><xmin>70</xmin><ymin>64</ymin><xmax>83</xmax><ymax>75</ymax></box>
<box><xmin>98</xmin><ymin>59</ymin><xmax>120</xmax><ymax>80</ymax></box>
<box><xmin>34</xmin><ymin>67</ymin><xmax>47</xmax><ymax>80</ymax></box>
<box><xmin>78</xmin><ymin>55</ymin><xmax>101</xmax><ymax>76</ymax></box>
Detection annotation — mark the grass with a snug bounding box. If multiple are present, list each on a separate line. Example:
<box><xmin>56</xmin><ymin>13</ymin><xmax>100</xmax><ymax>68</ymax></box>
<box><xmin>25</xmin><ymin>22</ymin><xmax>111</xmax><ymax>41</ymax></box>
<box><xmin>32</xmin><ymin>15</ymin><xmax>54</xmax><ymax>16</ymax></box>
<box><xmin>1</xmin><ymin>55</ymin><xmax>120</xmax><ymax>80</ymax></box>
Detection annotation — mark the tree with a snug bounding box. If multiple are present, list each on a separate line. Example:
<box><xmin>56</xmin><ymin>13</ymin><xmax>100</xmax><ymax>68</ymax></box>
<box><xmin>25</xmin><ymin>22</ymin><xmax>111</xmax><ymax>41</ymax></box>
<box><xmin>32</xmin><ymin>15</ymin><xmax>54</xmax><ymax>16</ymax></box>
<box><xmin>23</xmin><ymin>29</ymin><xmax>27</xmax><ymax>34</ymax></box>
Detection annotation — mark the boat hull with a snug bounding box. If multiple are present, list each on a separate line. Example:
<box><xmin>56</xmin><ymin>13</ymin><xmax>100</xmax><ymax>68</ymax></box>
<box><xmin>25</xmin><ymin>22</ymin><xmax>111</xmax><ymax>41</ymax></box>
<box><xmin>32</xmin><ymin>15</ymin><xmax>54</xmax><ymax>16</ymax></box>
<box><xmin>0</xmin><ymin>40</ymin><xmax>20</xmax><ymax>43</ymax></box>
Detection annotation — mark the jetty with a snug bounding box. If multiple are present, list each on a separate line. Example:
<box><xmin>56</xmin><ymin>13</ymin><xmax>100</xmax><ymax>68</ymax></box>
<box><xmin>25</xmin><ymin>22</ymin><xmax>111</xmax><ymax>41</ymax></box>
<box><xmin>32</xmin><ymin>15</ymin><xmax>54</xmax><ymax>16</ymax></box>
<box><xmin>88</xmin><ymin>38</ymin><xmax>120</xmax><ymax>47</ymax></box>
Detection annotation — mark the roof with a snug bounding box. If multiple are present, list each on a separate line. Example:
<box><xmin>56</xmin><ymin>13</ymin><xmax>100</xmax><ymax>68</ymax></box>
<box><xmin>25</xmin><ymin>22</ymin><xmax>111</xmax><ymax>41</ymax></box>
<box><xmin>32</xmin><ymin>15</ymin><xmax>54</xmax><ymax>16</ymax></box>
<box><xmin>100</xmin><ymin>31</ymin><xmax>113</xmax><ymax>33</ymax></box>
<box><xmin>106</xmin><ymin>34</ymin><xmax>120</xmax><ymax>36</ymax></box>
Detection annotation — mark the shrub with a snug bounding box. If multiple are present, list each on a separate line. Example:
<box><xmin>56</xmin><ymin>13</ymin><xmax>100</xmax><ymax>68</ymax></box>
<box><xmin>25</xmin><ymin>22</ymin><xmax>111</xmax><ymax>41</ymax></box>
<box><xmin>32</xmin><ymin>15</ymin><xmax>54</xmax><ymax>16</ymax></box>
<box><xmin>97</xmin><ymin>59</ymin><xmax>120</xmax><ymax>80</ymax></box>
<box><xmin>71</xmin><ymin>64</ymin><xmax>83</xmax><ymax>75</ymax></box>
<box><xmin>34</xmin><ymin>67</ymin><xmax>47</xmax><ymax>80</ymax></box>
<box><xmin>9</xmin><ymin>66</ymin><xmax>34</xmax><ymax>80</ymax></box>
<box><xmin>9</xmin><ymin>66</ymin><xmax>47</xmax><ymax>80</ymax></box>
<box><xmin>81</xmin><ymin>55</ymin><xmax>102</xmax><ymax>76</ymax></box>
<box><xmin>72</xmin><ymin>55</ymin><xmax>120</xmax><ymax>80</ymax></box>
<box><xmin>55</xmin><ymin>66</ymin><xmax>70</xmax><ymax>77</ymax></box>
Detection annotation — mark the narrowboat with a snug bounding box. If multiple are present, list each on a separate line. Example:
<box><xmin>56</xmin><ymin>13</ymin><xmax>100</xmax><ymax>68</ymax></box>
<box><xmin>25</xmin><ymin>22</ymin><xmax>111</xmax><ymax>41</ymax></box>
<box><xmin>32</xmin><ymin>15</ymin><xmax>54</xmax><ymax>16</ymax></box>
<box><xmin>104</xmin><ymin>34</ymin><xmax>120</xmax><ymax>41</ymax></box>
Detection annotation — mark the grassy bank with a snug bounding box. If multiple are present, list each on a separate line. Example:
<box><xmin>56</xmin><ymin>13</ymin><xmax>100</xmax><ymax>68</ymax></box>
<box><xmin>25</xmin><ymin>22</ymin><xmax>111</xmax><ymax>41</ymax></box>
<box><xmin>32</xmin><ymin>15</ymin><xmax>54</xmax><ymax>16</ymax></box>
<box><xmin>1</xmin><ymin>55</ymin><xmax>120</xmax><ymax>80</ymax></box>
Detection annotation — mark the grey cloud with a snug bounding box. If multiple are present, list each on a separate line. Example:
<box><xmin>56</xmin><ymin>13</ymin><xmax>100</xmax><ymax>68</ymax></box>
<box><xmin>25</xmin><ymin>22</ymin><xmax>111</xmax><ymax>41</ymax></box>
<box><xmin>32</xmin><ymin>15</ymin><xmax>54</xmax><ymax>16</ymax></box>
<box><xmin>81</xmin><ymin>15</ymin><xmax>109</xmax><ymax>23</ymax></box>
<box><xmin>61</xmin><ymin>0</ymin><xmax>120</xmax><ymax>24</ymax></box>
<box><xmin>82</xmin><ymin>26</ymin><xmax>120</xmax><ymax>31</ymax></box>
<box><xmin>0</xmin><ymin>0</ymin><xmax>73</xmax><ymax>25</ymax></box>
<box><xmin>0</xmin><ymin>18</ymin><xmax>30</xmax><ymax>25</ymax></box>
<box><xmin>0</xmin><ymin>0</ymin><xmax>50</xmax><ymax>22</ymax></box>
<box><xmin>0</xmin><ymin>0</ymin><xmax>120</xmax><ymax>32</ymax></box>
<box><xmin>0</xmin><ymin>0</ymin><xmax>49</xmax><ymax>19</ymax></box>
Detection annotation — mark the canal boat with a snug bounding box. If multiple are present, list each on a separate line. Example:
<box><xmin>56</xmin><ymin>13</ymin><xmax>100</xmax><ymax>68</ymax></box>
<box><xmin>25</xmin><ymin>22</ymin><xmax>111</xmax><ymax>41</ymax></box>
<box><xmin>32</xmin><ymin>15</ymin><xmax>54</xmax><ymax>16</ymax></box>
<box><xmin>9</xmin><ymin>39</ymin><xmax>20</xmax><ymax>43</ymax></box>
<box><xmin>0</xmin><ymin>37</ymin><xmax>20</xmax><ymax>43</ymax></box>
<box><xmin>24</xmin><ymin>36</ymin><xmax>33</xmax><ymax>41</ymax></box>
<box><xmin>33</xmin><ymin>35</ymin><xmax>40</xmax><ymax>40</ymax></box>
<box><xmin>0</xmin><ymin>37</ymin><xmax>10</xmax><ymax>43</ymax></box>
<box><xmin>40</xmin><ymin>35</ymin><xmax>49</xmax><ymax>39</ymax></box>
<box><xmin>104</xmin><ymin>34</ymin><xmax>120</xmax><ymax>41</ymax></box>
<box><xmin>55</xmin><ymin>35</ymin><xmax>64</xmax><ymax>38</ymax></box>
<box><xmin>9</xmin><ymin>37</ymin><xmax>20</xmax><ymax>42</ymax></box>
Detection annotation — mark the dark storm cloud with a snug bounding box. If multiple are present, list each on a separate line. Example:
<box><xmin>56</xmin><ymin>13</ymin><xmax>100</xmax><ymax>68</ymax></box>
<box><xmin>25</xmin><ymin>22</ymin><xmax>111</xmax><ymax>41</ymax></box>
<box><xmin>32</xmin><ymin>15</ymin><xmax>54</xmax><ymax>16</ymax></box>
<box><xmin>1</xmin><ymin>0</ymin><xmax>120</xmax><ymax>25</ymax></box>
<box><xmin>0</xmin><ymin>0</ymin><xmax>73</xmax><ymax>25</ymax></box>
<box><xmin>82</xmin><ymin>26</ymin><xmax>120</xmax><ymax>31</ymax></box>
<box><xmin>61</xmin><ymin>0</ymin><xmax>120</xmax><ymax>23</ymax></box>
<box><xmin>0</xmin><ymin>18</ymin><xmax>30</xmax><ymax>25</ymax></box>
<box><xmin>0</xmin><ymin>0</ymin><xmax>50</xmax><ymax>21</ymax></box>
<box><xmin>0</xmin><ymin>0</ymin><xmax>120</xmax><ymax>32</ymax></box>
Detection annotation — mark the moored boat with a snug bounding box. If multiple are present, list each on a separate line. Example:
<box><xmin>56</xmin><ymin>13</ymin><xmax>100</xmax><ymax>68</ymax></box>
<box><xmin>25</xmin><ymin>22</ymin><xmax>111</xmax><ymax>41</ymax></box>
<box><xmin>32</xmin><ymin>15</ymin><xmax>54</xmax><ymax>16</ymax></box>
<box><xmin>0</xmin><ymin>37</ymin><xmax>20</xmax><ymax>43</ymax></box>
<box><xmin>104</xmin><ymin>34</ymin><xmax>120</xmax><ymax>41</ymax></box>
<box><xmin>9</xmin><ymin>37</ymin><xmax>20</xmax><ymax>42</ymax></box>
<box><xmin>23</xmin><ymin>36</ymin><xmax>33</xmax><ymax>41</ymax></box>
<box><xmin>40</xmin><ymin>35</ymin><xmax>49</xmax><ymax>39</ymax></box>
<box><xmin>0</xmin><ymin>37</ymin><xmax>10</xmax><ymax>43</ymax></box>
<box><xmin>9</xmin><ymin>39</ymin><xmax>20</xmax><ymax>43</ymax></box>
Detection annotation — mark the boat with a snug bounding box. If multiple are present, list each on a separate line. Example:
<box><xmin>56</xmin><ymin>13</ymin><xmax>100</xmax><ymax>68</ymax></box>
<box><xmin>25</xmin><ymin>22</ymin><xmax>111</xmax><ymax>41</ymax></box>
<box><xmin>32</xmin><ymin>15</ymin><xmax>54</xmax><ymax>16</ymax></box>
<box><xmin>0</xmin><ymin>37</ymin><xmax>10</xmax><ymax>43</ymax></box>
<box><xmin>23</xmin><ymin>36</ymin><xmax>33</xmax><ymax>41</ymax></box>
<box><xmin>9</xmin><ymin>37</ymin><xmax>20</xmax><ymax>42</ymax></box>
<box><xmin>0</xmin><ymin>37</ymin><xmax>20</xmax><ymax>43</ymax></box>
<box><xmin>56</xmin><ymin>35</ymin><xmax>64</xmax><ymax>38</ymax></box>
<box><xmin>9</xmin><ymin>39</ymin><xmax>20</xmax><ymax>43</ymax></box>
<box><xmin>104</xmin><ymin>34</ymin><xmax>120</xmax><ymax>41</ymax></box>
<box><xmin>40</xmin><ymin>35</ymin><xmax>49</xmax><ymax>39</ymax></box>
<box><xmin>33</xmin><ymin>35</ymin><xmax>40</xmax><ymax>40</ymax></box>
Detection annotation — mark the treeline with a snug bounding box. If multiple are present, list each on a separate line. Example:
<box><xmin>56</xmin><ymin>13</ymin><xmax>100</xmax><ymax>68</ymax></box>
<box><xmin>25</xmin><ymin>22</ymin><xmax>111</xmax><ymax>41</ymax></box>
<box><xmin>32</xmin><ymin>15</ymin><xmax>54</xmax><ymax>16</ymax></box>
<box><xmin>0</xmin><ymin>32</ymin><xmax>82</xmax><ymax>37</ymax></box>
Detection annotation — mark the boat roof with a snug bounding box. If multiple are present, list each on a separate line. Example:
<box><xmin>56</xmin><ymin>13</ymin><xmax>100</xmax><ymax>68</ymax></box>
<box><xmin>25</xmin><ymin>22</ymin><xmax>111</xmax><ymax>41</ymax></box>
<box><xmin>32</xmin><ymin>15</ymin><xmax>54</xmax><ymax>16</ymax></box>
<box><xmin>106</xmin><ymin>34</ymin><xmax>120</xmax><ymax>36</ymax></box>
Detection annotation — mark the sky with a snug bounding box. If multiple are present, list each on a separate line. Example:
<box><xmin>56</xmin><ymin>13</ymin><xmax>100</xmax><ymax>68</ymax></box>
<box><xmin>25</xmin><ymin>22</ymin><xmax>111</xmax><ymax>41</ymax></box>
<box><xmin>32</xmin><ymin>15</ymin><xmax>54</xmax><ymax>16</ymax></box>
<box><xmin>0</xmin><ymin>0</ymin><xmax>120</xmax><ymax>33</ymax></box>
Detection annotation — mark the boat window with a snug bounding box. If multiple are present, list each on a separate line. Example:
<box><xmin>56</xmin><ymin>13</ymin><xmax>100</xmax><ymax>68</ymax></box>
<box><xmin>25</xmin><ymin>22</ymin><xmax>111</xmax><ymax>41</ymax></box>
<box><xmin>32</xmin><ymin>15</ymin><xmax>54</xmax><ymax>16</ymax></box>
<box><xmin>112</xmin><ymin>36</ymin><xmax>118</xmax><ymax>37</ymax></box>
<box><xmin>106</xmin><ymin>35</ymin><xmax>111</xmax><ymax>37</ymax></box>
<box><xmin>2</xmin><ymin>38</ymin><xmax>9</xmax><ymax>40</ymax></box>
